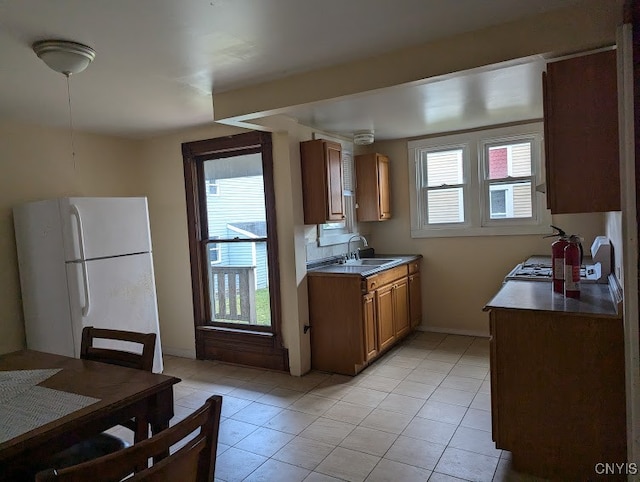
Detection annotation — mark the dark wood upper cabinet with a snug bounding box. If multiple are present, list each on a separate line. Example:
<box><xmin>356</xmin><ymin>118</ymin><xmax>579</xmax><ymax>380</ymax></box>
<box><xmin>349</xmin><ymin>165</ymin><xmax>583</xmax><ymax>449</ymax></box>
<box><xmin>300</xmin><ymin>139</ymin><xmax>345</xmax><ymax>224</ymax></box>
<box><xmin>543</xmin><ymin>49</ymin><xmax>620</xmax><ymax>214</ymax></box>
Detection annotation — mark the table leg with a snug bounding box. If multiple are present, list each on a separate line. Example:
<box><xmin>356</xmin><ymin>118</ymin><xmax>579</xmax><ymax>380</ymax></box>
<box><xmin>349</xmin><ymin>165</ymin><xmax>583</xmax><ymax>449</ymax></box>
<box><xmin>149</xmin><ymin>387</ymin><xmax>174</xmax><ymax>461</ymax></box>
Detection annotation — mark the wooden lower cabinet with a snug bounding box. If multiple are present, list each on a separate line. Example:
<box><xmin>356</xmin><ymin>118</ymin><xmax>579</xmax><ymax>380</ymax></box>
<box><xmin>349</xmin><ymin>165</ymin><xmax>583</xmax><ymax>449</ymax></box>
<box><xmin>489</xmin><ymin>308</ymin><xmax>626</xmax><ymax>480</ymax></box>
<box><xmin>309</xmin><ymin>260</ymin><xmax>421</xmax><ymax>375</ymax></box>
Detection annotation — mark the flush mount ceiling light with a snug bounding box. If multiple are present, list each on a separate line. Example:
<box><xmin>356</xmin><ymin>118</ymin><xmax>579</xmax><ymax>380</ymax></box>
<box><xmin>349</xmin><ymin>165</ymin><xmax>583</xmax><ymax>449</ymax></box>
<box><xmin>353</xmin><ymin>130</ymin><xmax>375</xmax><ymax>145</ymax></box>
<box><xmin>32</xmin><ymin>39</ymin><xmax>96</xmax><ymax>76</ymax></box>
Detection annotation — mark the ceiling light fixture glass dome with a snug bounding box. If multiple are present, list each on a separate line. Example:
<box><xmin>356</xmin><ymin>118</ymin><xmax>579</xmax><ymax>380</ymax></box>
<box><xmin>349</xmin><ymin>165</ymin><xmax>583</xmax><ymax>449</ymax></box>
<box><xmin>353</xmin><ymin>130</ymin><xmax>375</xmax><ymax>145</ymax></box>
<box><xmin>32</xmin><ymin>39</ymin><xmax>96</xmax><ymax>76</ymax></box>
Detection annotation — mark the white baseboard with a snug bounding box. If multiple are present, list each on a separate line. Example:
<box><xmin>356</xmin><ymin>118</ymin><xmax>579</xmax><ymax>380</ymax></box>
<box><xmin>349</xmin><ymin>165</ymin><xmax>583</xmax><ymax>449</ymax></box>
<box><xmin>162</xmin><ymin>346</ymin><xmax>196</xmax><ymax>359</ymax></box>
<box><xmin>416</xmin><ymin>324</ymin><xmax>489</xmax><ymax>338</ymax></box>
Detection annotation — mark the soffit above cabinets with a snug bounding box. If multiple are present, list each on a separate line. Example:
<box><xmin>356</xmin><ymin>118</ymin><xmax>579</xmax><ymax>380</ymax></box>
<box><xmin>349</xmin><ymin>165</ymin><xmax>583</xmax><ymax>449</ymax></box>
<box><xmin>282</xmin><ymin>58</ymin><xmax>547</xmax><ymax>142</ymax></box>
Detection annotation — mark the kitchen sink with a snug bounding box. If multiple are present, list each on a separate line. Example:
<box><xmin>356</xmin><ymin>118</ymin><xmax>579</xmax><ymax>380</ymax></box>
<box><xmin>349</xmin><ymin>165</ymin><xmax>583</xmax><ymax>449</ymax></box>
<box><xmin>342</xmin><ymin>258</ymin><xmax>397</xmax><ymax>266</ymax></box>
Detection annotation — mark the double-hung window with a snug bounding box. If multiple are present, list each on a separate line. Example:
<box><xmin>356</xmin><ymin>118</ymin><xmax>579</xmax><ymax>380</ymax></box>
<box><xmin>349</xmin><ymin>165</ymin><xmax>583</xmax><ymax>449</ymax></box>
<box><xmin>409</xmin><ymin>122</ymin><xmax>549</xmax><ymax>237</ymax></box>
<box><xmin>481</xmin><ymin>139</ymin><xmax>536</xmax><ymax>223</ymax></box>
<box><xmin>422</xmin><ymin>146</ymin><xmax>467</xmax><ymax>225</ymax></box>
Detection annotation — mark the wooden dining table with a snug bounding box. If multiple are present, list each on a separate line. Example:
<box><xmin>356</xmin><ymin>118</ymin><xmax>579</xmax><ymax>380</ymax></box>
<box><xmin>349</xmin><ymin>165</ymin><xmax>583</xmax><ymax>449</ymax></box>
<box><xmin>0</xmin><ymin>350</ymin><xmax>180</xmax><ymax>481</ymax></box>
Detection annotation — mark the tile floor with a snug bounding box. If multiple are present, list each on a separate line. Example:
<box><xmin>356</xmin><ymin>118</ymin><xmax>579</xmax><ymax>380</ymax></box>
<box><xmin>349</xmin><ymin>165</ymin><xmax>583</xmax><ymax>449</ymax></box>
<box><xmin>120</xmin><ymin>332</ymin><xmax>547</xmax><ymax>482</ymax></box>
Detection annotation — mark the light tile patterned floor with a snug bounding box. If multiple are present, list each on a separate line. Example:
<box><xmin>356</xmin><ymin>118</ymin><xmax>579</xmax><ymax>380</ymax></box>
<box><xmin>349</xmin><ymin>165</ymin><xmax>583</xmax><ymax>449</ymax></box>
<box><xmin>118</xmin><ymin>332</ymin><xmax>548</xmax><ymax>482</ymax></box>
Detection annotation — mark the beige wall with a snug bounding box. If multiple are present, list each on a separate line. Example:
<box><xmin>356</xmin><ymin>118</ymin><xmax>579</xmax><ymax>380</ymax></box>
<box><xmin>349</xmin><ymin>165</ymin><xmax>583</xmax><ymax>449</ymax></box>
<box><xmin>0</xmin><ymin>120</ymin><xmax>142</xmax><ymax>354</ymax></box>
<box><xmin>366</xmin><ymin>138</ymin><xmax>605</xmax><ymax>336</ymax></box>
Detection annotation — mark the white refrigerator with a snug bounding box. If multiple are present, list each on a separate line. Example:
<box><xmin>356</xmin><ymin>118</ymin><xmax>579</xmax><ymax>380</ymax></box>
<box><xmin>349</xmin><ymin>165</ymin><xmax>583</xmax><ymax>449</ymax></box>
<box><xmin>13</xmin><ymin>197</ymin><xmax>163</xmax><ymax>373</ymax></box>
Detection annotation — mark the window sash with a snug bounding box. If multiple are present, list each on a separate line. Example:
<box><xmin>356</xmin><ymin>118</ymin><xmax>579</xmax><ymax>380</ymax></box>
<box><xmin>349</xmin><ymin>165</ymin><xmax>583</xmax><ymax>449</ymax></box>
<box><xmin>480</xmin><ymin>137</ymin><xmax>537</xmax><ymax>225</ymax></box>
<box><xmin>419</xmin><ymin>145</ymin><xmax>468</xmax><ymax>228</ymax></box>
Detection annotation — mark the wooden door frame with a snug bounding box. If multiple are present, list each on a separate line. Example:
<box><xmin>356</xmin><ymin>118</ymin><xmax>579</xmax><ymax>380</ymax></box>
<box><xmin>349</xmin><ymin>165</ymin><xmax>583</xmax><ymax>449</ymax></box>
<box><xmin>182</xmin><ymin>131</ymin><xmax>289</xmax><ymax>371</ymax></box>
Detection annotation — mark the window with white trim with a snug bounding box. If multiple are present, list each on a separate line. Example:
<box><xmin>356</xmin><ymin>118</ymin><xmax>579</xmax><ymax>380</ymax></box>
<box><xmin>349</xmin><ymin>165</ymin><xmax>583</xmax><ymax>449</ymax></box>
<box><xmin>208</xmin><ymin>237</ymin><xmax>221</xmax><ymax>265</ymax></box>
<box><xmin>422</xmin><ymin>146</ymin><xmax>467</xmax><ymax>225</ymax></box>
<box><xmin>409</xmin><ymin>123</ymin><xmax>550</xmax><ymax>238</ymax></box>
<box><xmin>482</xmin><ymin>140</ymin><xmax>535</xmax><ymax>223</ymax></box>
<box><xmin>206</xmin><ymin>180</ymin><xmax>219</xmax><ymax>196</ymax></box>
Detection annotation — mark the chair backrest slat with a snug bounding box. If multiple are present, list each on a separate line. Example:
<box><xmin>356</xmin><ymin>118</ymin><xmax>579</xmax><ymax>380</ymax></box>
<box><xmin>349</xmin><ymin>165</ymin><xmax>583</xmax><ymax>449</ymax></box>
<box><xmin>80</xmin><ymin>327</ymin><xmax>156</xmax><ymax>372</ymax></box>
<box><xmin>36</xmin><ymin>395</ymin><xmax>222</xmax><ymax>482</ymax></box>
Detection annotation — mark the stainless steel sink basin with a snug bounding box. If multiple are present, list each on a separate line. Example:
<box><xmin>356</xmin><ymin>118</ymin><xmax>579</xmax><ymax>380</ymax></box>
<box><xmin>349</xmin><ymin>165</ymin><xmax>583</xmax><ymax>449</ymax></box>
<box><xmin>342</xmin><ymin>258</ymin><xmax>397</xmax><ymax>266</ymax></box>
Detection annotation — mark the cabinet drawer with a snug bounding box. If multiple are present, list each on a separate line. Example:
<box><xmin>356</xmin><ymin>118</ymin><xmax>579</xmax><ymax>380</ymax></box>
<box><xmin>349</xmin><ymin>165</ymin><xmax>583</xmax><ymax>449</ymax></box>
<box><xmin>365</xmin><ymin>265</ymin><xmax>408</xmax><ymax>292</ymax></box>
<box><xmin>408</xmin><ymin>261</ymin><xmax>420</xmax><ymax>274</ymax></box>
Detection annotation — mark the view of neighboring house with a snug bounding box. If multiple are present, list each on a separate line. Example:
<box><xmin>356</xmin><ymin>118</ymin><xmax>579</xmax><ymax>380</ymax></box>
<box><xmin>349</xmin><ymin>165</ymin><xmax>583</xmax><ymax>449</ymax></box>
<box><xmin>204</xmin><ymin>172</ymin><xmax>270</xmax><ymax>326</ymax></box>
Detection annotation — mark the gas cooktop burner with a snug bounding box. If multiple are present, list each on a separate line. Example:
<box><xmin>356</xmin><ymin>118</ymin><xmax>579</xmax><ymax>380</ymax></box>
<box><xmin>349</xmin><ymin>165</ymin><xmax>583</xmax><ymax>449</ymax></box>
<box><xmin>505</xmin><ymin>262</ymin><xmax>593</xmax><ymax>283</ymax></box>
<box><xmin>513</xmin><ymin>266</ymin><xmax>553</xmax><ymax>277</ymax></box>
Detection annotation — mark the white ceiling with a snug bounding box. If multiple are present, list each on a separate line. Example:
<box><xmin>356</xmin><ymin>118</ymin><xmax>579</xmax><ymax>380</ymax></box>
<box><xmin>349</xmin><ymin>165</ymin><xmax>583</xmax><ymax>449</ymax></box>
<box><xmin>0</xmin><ymin>0</ymin><xmax>580</xmax><ymax>140</ymax></box>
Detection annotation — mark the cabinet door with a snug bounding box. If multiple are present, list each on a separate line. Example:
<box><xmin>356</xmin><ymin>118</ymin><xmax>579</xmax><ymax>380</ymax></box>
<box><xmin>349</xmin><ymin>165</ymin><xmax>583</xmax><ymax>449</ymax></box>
<box><xmin>376</xmin><ymin>284</ymin><xmax>395</xmax><ymax>352</ymax></box>
<box><xmin>355</xmin><ymin>153</ymin><xmax>391</xmax><ymax>221</ymax></box>
<box><xmin>300</xmin><ymin>140</ymin><xmax>345</xmax><ymax>224</ymax></box>
<box><xmin>325</xmin><ymin>141</ymin><xmax>345</xmax><ymax>221</ymax></box>
<box><xmin>362</xmin><ymin>293</ymin><xmax>378</xmax><ymax>361</ymax></box>
<box><xmin>393</xmin><ymin>279</ymin><xmax>410</xmax><ymax>338</ymax></box>
<box><xmin>409</xmin><ymin>272</ymin><xmax>422</xmax><ymax>328</ymax></box>
<box><xmin>544</xmin><ymin>50</ymin><xmax>619</xmax><ymax>213</ymax></box>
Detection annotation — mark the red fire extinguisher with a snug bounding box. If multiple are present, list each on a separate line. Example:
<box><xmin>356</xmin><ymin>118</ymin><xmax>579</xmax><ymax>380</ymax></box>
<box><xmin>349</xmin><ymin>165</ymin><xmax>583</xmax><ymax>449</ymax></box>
<box><xmin>564</xmin><ymin>235</ymin><xmax>582</xmax><ymax>299</ymax></box>
<box><xmin>548</xmin><ymin>225</ymin><xmax>568</xmax><ymax>294</ymax></box>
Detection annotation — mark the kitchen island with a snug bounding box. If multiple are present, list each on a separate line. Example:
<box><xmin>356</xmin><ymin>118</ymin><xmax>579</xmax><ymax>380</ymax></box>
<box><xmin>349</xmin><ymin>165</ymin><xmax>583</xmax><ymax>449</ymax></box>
<box><xmin>484</xmin><ymin>277</ymin><xmax>625</xmax><ymax>480</ymax></box>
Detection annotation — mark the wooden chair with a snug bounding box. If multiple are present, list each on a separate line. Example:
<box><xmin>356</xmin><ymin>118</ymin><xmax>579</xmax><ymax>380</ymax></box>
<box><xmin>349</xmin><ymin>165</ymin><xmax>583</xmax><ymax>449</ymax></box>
<box><xmin>81</xmin><ymin>326</ymin><xmax>156</xmax><ymax>372</ymax></box>
<box><xmin>36</xmin><ymin>395</ymin><xmax>223</xmax><ymax>482</ymax></box>
<box><xmin>80</xmin><ymin>326</ymin><xmax>157</xmax><ymax>438</ymax></box>
<box><xmin>40</xmin><ymin>327</ymin><xmax>158</xmax><ymax>472</ymax></box>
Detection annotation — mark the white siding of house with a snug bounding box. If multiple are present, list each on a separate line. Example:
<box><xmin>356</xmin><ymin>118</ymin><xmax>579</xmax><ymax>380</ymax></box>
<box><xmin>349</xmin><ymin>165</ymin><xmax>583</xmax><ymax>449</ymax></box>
<box><xmin>425</xmin><ymin>150</ymin><xmax>463</xmax><ymax>186</ymax></box>
<box><xmin>424</xmin><ymin>149</ymin><xmax>465</xmax><ymax>224</ymax></box>
<box><xmin>428</xmin><ymin>189</ymin><xmax>464</xmax><ymax>224</ymax></box>
<box><xmin>513</xmin><ymin>183</ymin><xmax>533</xmax><ymax>217</ymax></box>
<box><xmin>205</xmin><ymin>175</ymin><xmax>269</xmax><ymax>288</ymax></box>
<box><xmin>206</xmin><ymin>176</ymin><xmax>266</xmax><ymax>239</ymax></box>
<box><xmin>510</xmin><ymin>143</ymin><xmax>531</xmax><ymax>177</ymax></box>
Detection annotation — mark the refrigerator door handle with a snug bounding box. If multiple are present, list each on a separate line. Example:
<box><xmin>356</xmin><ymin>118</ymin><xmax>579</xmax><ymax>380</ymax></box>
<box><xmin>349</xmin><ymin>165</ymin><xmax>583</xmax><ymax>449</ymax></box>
<box><xmin>70</xmin><ymin>204</ymin><xmax>91</xmax><ymax>316</ymax></box>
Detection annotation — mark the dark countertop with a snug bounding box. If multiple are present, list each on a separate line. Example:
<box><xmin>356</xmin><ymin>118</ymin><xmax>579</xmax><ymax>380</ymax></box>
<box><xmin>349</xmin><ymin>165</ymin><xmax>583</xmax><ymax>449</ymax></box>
<box><xmin>483</xmin><ymin>279</ymin><xmax>621</xmax><ymax>318</ymax></box>
<box><xmin>307</xmin><ymin>254</ymin><xmax>421</xmax><ymax>277</ymax></box>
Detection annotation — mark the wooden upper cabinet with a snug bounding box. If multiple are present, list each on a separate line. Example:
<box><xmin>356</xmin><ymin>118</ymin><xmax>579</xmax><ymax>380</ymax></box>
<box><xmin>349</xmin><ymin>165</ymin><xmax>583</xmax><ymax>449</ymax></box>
<box><xmin>543</xmin><ymin>49</ymin><xmax>620</xmax><ymax>214</ymax></box>
<box><xmin>355</xmin><ymin>153</ymin><xmax>391</xmax><ymax>221</ymax></box>
<box><xmin>300</xmin><ymin>139</ymin><xmax>345</xmax><ymax>224</ymax></box>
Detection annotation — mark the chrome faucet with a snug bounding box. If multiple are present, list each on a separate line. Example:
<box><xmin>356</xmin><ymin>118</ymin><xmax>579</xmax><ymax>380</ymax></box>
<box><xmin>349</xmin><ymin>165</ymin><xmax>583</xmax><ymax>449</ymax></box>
<box><xmin>347</xmin><ymin>235</ymin><xmax>368</xmax><ymax>259</ymax></box>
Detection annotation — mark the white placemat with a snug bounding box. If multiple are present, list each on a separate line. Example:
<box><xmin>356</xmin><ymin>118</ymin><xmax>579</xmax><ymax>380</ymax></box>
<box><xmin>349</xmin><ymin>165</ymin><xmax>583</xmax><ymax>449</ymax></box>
<box><xmin>0</xmin><ymin>369</ymin><xmax>61</xmax><ymax>404</ymax></box>
<box><xmin>0</xmin><ymin>369</ymin><xmax>100</xmax><ymax>444</ymax></box>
